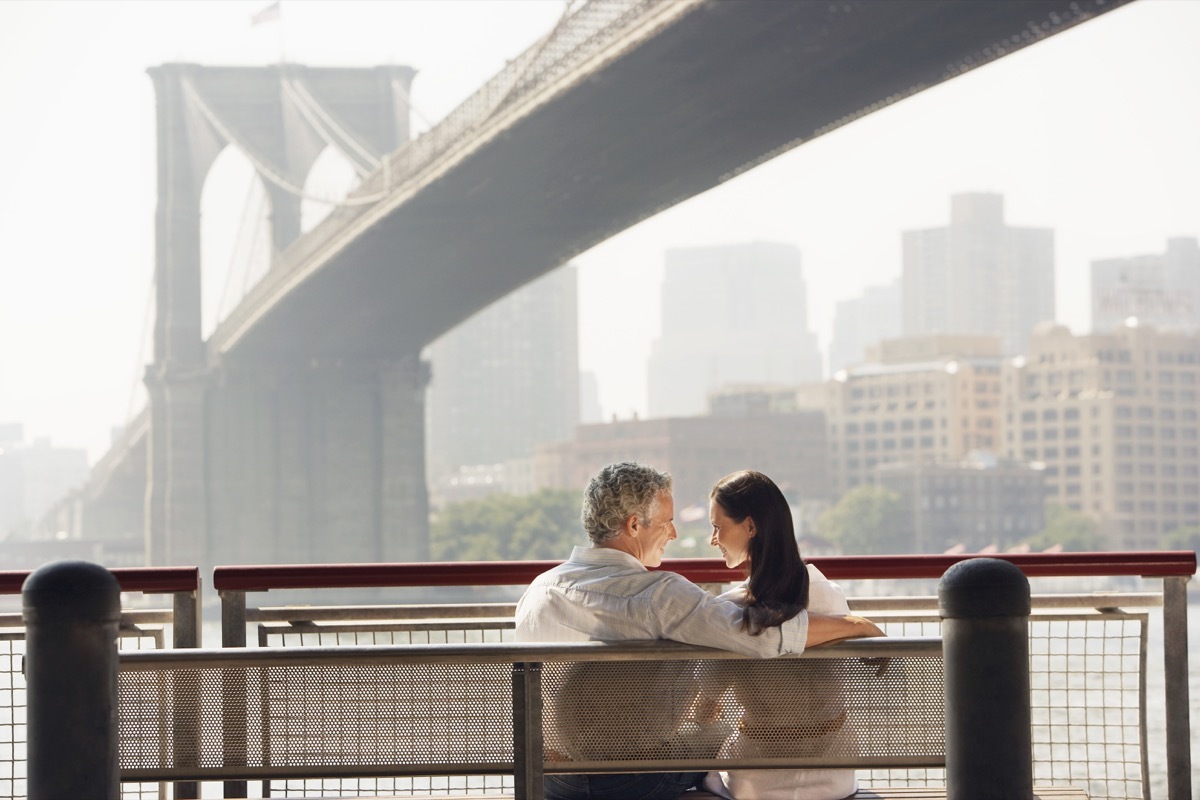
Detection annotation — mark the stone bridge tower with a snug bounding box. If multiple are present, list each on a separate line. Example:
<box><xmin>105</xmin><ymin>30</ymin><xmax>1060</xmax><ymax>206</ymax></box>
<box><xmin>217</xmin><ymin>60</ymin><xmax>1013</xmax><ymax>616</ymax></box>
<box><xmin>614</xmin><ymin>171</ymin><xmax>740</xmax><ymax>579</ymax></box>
<box><xmin>145</xmin><ymin>63</ymin><xmax>428</xmax><ymax>573</ymax></box>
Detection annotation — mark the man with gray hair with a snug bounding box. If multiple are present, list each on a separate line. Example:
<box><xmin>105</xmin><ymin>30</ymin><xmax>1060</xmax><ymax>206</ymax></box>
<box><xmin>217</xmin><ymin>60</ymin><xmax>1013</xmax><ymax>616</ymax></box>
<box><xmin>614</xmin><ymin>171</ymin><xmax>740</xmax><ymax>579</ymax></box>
<box><xmin>516</xmin><ymin>462</ymin><xmax>882</xmax><ymax>800</ymax></box>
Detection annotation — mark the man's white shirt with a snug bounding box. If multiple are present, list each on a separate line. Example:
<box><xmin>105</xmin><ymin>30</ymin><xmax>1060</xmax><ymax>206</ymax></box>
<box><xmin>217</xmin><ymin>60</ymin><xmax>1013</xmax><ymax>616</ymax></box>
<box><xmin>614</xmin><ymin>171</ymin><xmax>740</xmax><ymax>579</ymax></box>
<box><xmin>514</xmin><ymin>545</ymin><xmax>808</xmax><ymax>656</ymax></box>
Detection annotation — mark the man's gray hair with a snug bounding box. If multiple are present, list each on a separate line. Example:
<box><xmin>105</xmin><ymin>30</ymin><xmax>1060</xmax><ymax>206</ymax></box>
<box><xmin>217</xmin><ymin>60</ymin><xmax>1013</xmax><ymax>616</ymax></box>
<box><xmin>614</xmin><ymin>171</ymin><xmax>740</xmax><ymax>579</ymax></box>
<box><xmin>581</xmin><ymin>462</ymin><xmax>673</xmax><ymax>545</ymax></box>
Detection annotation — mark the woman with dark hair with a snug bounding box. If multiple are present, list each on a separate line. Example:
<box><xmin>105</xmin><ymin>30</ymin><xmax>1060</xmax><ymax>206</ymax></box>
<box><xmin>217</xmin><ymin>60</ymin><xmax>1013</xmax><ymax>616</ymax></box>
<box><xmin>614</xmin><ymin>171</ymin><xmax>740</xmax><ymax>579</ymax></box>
<box><xmin>706</xmin><ymin>469</ymin><xmax>861</xmax><ymax>800</ymax></box>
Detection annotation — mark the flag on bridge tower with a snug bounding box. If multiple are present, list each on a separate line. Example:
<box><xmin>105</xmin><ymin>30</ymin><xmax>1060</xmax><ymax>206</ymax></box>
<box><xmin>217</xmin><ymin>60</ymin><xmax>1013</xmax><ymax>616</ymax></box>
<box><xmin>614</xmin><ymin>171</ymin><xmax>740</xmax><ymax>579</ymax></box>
<box><xmin>251</xmin><ymin>1</ymin><xmax>281</xmax><ymax>26</ymax></box>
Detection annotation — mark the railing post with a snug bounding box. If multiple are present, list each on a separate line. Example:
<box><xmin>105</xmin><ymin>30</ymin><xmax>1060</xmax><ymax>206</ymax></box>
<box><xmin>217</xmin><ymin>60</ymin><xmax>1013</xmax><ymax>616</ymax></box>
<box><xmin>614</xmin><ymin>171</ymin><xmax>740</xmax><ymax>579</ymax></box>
<box><xmin>219</xmin><ymin>589</ymin><xmax>248</xmax><ymax>798</ymax></box>
<box><xmin>1162</xmin><ymin>575</ymin><xmax>1192</xmax><ymax>800</ymax></box>
<box><xmin>172</xmin><ymin>584</ymin><xmax>201</xmax><ymax>800</ymax></box>
<box><xmin>21</xmin><ymin>561</ymin><xmax>121</xmax><ymax>800</ymax></box>
<box><xmin>512</xmin><ymin>662</ymin><xmax>544</xmax><ymax>800</ymax></box>
<box><xmin>938</xmin><ymin>557</ymin><xmax>1032</xmax><ymax>800</ymax></box>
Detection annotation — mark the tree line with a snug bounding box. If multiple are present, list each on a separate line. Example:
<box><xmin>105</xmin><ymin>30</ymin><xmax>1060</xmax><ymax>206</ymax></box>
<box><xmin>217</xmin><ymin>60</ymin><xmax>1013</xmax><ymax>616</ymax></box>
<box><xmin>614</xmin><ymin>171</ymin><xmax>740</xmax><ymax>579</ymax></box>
<box><xmin>431</xmin><ymin>486</ymin><xmax>1200</xmax><ymax>560</ymax></box>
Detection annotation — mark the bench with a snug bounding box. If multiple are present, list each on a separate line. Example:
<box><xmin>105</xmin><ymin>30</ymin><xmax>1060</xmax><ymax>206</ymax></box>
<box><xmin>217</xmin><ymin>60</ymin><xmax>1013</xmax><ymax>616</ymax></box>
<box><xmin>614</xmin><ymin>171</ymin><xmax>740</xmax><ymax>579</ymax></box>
<box><xmin>116</xmin><ymin>637</ymin><xmax>1087</xmax><ymax>799</ymax></box>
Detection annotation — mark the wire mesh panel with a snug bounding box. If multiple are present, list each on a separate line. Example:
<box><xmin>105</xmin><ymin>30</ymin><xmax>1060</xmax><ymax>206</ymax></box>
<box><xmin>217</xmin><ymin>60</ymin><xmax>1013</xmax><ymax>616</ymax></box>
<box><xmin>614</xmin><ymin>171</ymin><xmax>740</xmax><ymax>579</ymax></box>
<box><xmin>118</xmin><ymin>661</ymin><xmax>515</xmax><ymax>781</ymax></box>
<box><xmin>1030</xmin><ymin>613</ymin><xmax>1148</xmax><ymax>800</ymax></box>
<box><xmin>258</xmin><ymin>621</ymin><xmax>515</xmax><ymax>648</ymax></box>
<box><xmin>1</xmin><ymin>626</ymin><xmax>166</xmax><ymax>800</ymax></box>
<box><xmin>253</xmin><ymin>619</ymin><xmax>517</xmax><ymax>795</ymax></box>
<box><xmin>856</xmin><ymin>611</ymin><xmax>1148</xmax><ymax>800</ymax></box>
<box><xmin>539</xmin><ymin>655</ymin><xmax>944</xmax><ymax>772</ymax></box>
<box><xmin>0</xmin><ymin>634</ymin><xmax>24</xmax><ymax>800</ymax></box>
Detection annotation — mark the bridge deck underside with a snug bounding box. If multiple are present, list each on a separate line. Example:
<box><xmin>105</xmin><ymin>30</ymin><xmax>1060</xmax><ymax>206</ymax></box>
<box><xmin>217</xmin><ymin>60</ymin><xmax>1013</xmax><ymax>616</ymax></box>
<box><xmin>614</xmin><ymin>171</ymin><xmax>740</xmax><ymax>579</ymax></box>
<box><xmin>217</xmin><ymin>0</ymin><xmax>1122</xmax><ymax>362</ymax></box>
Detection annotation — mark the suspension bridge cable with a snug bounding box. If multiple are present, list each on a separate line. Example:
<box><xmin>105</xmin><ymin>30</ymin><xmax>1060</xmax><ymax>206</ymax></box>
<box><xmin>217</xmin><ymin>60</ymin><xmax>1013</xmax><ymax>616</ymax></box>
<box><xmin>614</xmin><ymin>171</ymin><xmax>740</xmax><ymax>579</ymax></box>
<box><xmin>181</xmin><ymin>77</ymin><xmax>389</xmax><ymax>207</ymax></box>
<box><xmin>282</xmin><ymin>76</ymin><xmax>380</xmax><ymax>175</ymax></box>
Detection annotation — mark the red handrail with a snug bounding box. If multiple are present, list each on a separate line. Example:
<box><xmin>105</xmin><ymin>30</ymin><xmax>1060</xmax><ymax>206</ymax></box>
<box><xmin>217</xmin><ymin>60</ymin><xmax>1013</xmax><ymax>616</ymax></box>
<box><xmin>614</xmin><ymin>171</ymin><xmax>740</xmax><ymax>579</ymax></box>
<box><xmin>0</xmin><ymin>566</ymin><xmax>200</xmax><ymax>596</ymax></box>
<box><xmin>212</xmin><ymin>551</ymin><xmax>1196</xmax><ymax>592</ymax></box>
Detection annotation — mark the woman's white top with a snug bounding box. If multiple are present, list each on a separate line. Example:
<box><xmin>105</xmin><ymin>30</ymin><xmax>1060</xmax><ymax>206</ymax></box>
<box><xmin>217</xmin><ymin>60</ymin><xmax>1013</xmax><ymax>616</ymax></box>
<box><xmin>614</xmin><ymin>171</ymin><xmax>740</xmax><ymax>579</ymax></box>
<box><xmin>709</xmin><ymin>564</ymin><xmax>860</xmax><ymax>800</ymax></box>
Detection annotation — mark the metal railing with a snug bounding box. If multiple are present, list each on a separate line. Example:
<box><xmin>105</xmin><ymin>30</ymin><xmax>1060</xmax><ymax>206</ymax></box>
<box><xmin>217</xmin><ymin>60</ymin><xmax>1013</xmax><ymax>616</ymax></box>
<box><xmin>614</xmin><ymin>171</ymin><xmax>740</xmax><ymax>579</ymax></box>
<box><xmin>212</xmin><ymin>551</ymin><xmax>1195</xmax><ymax>800</ymax></box>
<box><xmin>0</xmin><ymin>567</ymin><xmax>200</xmax><ymax>800</ymax></box>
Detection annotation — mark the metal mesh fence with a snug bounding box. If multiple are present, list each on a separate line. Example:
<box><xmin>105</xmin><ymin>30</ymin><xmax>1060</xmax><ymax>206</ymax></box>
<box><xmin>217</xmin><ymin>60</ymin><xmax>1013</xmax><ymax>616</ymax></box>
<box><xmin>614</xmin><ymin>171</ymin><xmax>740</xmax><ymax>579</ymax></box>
<box><xmin>539</xmin><ymin>656</ymin><xmax>944</xmax><ymax>769</ymax></box>
<box><xmin>231</xmin><ymin>604</ymin><xmax>1150</xmax><ymax>800</ymax></box>
<box><xmin>118</xmin><ymin>660</ymin><xmax>516</xmax><ymax>795</ymax></box>
<box><xmin>258</xmin><ymin>621</ymin><xmax>515</xmax><ymax>648</ymax></box>
<box><xmin>856</xmin><ymin>612</ymin><xmax>1148</xmax><ymax>800</ymax></box>
<box><xmin>0</xmin><ymin>624</ymin><xmax>165</xmax><ymax>800</ymax></box>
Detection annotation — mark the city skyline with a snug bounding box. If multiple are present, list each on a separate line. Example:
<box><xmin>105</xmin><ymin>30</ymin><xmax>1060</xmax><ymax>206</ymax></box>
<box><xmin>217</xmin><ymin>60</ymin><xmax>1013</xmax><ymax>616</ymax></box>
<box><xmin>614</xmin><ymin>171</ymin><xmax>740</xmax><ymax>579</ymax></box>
<box><xmin>1</xmin><ymin>0</ymin><xmax>1198</xmax><ymax>462</ymax></box>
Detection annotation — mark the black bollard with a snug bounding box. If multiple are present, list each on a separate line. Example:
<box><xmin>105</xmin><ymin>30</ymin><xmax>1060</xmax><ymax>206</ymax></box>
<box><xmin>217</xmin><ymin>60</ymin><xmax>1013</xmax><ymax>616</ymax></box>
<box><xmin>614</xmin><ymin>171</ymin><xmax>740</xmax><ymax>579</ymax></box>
<box><xmin>938</xmin><ymin>557</ymin><xmax>1032</xmax><ymax>800</ymax></box>
<box><xmin>22</xmin><ymin>561</ymin><xmax>122</xmax><ymax>800</ymax></box>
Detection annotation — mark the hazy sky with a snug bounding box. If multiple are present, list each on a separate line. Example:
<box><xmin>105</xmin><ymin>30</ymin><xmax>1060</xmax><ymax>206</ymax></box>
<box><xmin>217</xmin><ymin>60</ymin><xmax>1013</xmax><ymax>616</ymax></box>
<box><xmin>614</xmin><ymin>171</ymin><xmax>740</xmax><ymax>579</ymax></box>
<box><xmin>1</xmin><ymin>0</ymin><xmax>1198</xmax><ymax>462</ymax></box>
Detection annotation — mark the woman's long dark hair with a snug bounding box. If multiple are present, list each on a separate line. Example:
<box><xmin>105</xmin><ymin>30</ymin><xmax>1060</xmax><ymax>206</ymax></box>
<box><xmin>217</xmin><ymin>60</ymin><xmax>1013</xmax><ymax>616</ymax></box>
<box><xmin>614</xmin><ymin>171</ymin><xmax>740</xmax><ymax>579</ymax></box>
<box><xmin>710</xmin><ymin>470</ymin><xmax>809</xmax><ymax>634</ymax></box>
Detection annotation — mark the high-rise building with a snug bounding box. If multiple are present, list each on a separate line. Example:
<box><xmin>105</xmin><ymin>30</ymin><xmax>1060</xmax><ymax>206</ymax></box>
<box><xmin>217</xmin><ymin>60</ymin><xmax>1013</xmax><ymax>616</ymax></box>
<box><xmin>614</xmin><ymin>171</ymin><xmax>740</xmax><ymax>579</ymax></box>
<box><xmin>1091</xmin><ymin>237</ymin><xmax>1200</xmax><ymax>333</ymax></box>
<box><xmin>829</xmin><ymin>279</ymin><xmax>902</xmax><ymax>376</ymax></box>
<box><xmin>425</xmin><ymin>265</ymin><xmax>580</xmax><ymax>482</ymax></box>
<box><xmin>1001</xmin><ymin>322</ymin><xmax>1200</xmax><ymax>550</ymax></box>
<box><xmin>824</xmin><ymin>334</ymin><xmax>1006</xmax><ymax>499</ymax></box>
<box><xmin>903</xmin><ymin>193</ymin><xmax>1054</xmax><ymax>356</ymax></box>
<box><xmin>647</xmin><ymin>242</ymin><xmax>822</xmax><ymax>418</ymax></box>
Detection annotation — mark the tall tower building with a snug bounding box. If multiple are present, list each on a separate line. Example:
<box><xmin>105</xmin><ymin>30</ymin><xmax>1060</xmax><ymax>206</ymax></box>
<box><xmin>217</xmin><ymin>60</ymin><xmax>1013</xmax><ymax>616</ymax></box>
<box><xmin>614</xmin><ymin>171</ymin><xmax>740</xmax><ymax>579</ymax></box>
<box><xmin>425</xmin><ymin>265</ymin><xmax>580</xmax><ymax>481</ymax></box>
<box><xmin>829</xmin><ymin>279</ymin><xmax>902</xmax><ymax>376</ymax></box>
<box><xmin>903</xmin><ymin>193</ymin><xmax>1054</xmax><ymax>356</ymax></box>
<box><xmin>1091</xmin><ymin>237</ymin><xmax>1200</xmax><ymax>333</ymax></box>
<box><xmin>647</xmin><ymin>242</ymin><xmax>822</xmax><ymax>418</ymax></box>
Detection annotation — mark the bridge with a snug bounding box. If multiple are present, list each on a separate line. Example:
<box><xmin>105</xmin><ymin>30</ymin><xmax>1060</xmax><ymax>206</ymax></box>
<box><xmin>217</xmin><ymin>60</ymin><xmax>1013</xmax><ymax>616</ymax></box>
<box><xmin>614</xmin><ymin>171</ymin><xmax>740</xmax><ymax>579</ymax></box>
<box><xmin>71</xmin><ymin>0</ymin><xmax>1132</xmax><ymax>572</ymax></box>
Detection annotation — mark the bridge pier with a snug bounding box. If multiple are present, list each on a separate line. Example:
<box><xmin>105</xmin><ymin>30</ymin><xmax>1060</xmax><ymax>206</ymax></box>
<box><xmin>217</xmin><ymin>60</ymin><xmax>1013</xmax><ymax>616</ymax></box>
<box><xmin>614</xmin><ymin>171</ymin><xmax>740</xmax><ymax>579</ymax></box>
<box><xmin>146</xmin><ymin>356</ymin><xmax>431</xmax><ymax>573</ymax></box>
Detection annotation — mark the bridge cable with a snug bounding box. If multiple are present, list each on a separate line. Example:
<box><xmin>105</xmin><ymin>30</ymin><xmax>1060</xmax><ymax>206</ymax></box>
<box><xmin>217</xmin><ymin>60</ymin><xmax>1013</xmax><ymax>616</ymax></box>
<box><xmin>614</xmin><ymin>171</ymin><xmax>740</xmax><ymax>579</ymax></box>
<box><xmin>281</xmin><ymin>77</ymin><xmax>381</xmax><ymax>177</ymax></box>
<box><xmin>212</xmin><ymin>171</ymin><xmax>271</xmax><ymax>329</ymax></box>
<box><xmin>390</xmin><ymin>76</ymin><xmax>437</xmax><ymax>134</ymax></box>
<box><xmin>181</xmin><ymin>77</ymin><xmax>389</xmax><ymax>207</ymax></box>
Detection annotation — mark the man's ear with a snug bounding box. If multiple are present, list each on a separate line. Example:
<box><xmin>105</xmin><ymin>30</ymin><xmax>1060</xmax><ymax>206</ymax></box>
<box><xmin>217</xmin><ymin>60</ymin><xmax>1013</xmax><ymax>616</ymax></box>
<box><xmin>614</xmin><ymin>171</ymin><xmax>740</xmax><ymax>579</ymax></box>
<box><xmin>624</xmin><ymin>514</ymin><xmax>641</xmax><ymax>538</ymax></box>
